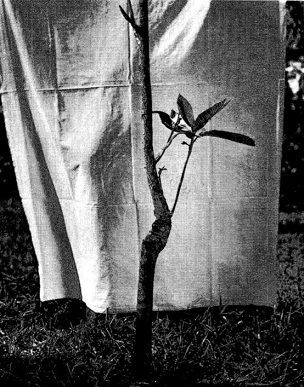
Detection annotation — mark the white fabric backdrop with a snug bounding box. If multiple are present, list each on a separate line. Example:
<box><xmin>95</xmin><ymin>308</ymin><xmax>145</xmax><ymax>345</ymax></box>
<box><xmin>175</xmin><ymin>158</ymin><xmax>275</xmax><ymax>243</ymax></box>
<box><xmin>0</xmin><ymin>0</ymin><xmax>285</xmax><ymax>313</ymax></box>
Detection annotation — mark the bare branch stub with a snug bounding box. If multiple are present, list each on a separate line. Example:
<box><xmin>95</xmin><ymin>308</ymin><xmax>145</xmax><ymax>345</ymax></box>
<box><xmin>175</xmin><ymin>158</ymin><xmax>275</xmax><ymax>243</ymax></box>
<box><xmin>158</xmin><ymin>166</ymin><xmax>167</xmax><ymax>177</ymax></box>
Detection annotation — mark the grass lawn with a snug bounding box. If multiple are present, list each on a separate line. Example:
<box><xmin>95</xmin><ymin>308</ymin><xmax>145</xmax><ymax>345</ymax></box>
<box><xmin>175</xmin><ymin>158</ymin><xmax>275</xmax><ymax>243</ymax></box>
<box><xmin>1</xmin><ymin>198</ymin><xmax>304</xmax><ymax>386</ymax></box>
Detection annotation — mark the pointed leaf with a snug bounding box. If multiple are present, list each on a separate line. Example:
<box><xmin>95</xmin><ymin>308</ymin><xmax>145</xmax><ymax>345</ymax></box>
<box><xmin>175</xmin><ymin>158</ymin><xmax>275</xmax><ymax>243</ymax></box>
<box><xmin>193</xmin><ymin>99</ymin><xmax>230</xmax><ymax>132</ymax></box>
<box><xmin>152</xmin><ymin>111</ymin><xmax>183</xmax><ymax>133</ymax></box>
<box><xmin>177</xmin><ymin>94</ymin><xmax>195</xmax><ymax>127</ymax></box>
<box><xmin>200</xmin><ymin>130</ymin><xmax>255</xmax><ymax>146</ymax></box>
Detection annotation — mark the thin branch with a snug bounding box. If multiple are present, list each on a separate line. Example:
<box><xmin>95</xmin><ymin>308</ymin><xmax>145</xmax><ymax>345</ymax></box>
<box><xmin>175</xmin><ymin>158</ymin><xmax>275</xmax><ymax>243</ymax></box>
<box><xmin>171</xmin><ymin>138</ymin><xmax>195</xmax><ymax>215</ymax></box>
<box><xmin>155</xmin><ymin>131</ymin><xmax>180</xmax><ymax>164</ymax></box>
<box><xmin>155</xmin><ymin>113</ymin><xmax>183</xmax><ymax>164</ymax></box>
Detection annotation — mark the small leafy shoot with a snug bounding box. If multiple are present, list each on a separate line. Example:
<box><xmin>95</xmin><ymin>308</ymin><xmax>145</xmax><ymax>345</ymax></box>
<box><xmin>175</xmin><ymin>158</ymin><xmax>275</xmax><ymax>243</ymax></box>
<box><xmin>193</xmin><ymin>99</ymin><xmax>230</xmax><ymax>133</ymax></box>
<box><xmin>200</xmin><ymin>130</ymin><xmax>255</xmax><ymax>146</ymax></box>
<box><xmin>177</xmin><ymin>94</ymin><xmax>195</xmax><ymax>127</ymax></box>
<box><xmin>152</xmin><ymin>111</ymin><xmax>184</xmax><ymax>133</ymax></box>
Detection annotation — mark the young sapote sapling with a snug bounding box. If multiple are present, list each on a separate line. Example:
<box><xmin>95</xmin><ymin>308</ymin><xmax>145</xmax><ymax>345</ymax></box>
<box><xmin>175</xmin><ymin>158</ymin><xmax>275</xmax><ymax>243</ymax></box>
<box><xmin>120</xmin><ymin>0</ymin><xmax>255</xmax><ymax>379</ymax></box>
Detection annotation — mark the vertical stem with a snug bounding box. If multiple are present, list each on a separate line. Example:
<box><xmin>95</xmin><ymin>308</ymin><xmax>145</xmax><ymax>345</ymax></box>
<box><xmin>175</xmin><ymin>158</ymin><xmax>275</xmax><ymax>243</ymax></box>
<box><xmin>171</xmin><ymin>138</ymin><xmax>195</xmax><ymax>215</ymax></box>
<box><xmin>134</xmin><ymin>0</ymin><xmax>172</xmax><ymax>379</ymax></box>
<box><xmin>137</xmin><ymin>0</ymin><xmax>169</xmax><ymax>218</ymax></box>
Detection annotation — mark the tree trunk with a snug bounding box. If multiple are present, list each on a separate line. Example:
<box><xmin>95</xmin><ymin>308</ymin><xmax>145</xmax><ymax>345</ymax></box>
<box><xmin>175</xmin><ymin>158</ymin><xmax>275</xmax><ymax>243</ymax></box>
<box><xmin>134</xmin><ymin>0</ymin><xmax>172</xmax><ymax>379</ymax></box>
<box><xmin>134</xmin><ymin>217</ymin><xmax>171</xmax><ymax>377</ymax></box>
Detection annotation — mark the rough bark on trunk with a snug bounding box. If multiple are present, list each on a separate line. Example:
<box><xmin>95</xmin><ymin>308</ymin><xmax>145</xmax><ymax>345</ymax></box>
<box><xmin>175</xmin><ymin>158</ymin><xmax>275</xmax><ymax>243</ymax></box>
<box><xmin>134</xmin><ymin>217</ymin><xmax>171</xmax><ymax>377</ymax></box>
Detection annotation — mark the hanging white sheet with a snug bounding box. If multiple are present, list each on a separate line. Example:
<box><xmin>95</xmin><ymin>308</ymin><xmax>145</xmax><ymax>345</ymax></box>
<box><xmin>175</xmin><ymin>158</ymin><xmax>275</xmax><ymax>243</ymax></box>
<box><xmin>0</xmin><ymin>0</ymin><xmax>285</xmax><ymax>313</ymax></box>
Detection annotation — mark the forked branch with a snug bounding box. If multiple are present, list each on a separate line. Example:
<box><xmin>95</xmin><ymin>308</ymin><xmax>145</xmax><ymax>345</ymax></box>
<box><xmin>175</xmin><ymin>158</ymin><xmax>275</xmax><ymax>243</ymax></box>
<box><xmin>119</xmin><ymin>0</ymin><xmax>142</xmax><ymax>44</ymax></box>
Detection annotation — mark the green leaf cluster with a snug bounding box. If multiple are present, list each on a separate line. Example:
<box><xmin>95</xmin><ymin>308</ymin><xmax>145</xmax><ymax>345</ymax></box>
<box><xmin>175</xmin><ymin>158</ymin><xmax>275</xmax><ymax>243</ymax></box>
<box><xmin>153</xmin><ymin>94</ymin><xmax>255</xmax><ymax>146</ymax></box>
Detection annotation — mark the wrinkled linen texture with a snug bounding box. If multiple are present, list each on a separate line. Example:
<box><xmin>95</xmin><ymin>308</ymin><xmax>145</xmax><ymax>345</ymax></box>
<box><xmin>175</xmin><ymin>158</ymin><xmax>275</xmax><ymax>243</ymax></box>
<box><xmin>0</xmin><ymin>0</ymin><xmax>285</xmax><ymax>313</ymax></box>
